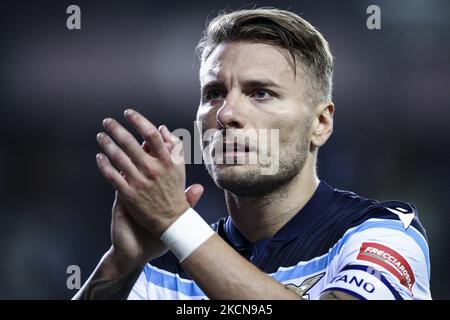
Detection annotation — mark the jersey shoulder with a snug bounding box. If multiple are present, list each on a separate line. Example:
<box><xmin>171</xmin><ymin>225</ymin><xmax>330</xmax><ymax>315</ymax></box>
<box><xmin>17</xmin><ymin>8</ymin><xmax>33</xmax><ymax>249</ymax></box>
<box><xmin>321</xmin><ymin>189</ymin><xmax>431</xmax><ymax>300</ymax></box>
<box><xmin>325</xmin><ymin>185</ymin><xmax>427</xmax><ymax>245</ymax></box>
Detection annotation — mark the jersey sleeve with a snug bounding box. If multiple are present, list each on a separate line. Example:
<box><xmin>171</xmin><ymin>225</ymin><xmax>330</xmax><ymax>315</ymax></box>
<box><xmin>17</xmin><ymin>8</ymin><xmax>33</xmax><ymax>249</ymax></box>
<box><xmin>320</xmin><ymin>217</ymin><xmax>431</xmax><ymax>300</ymax></box>
<box><xmin>127</xmin><ymin>270</ymin><xmax>149</xmax><ymax>300</ymax></box>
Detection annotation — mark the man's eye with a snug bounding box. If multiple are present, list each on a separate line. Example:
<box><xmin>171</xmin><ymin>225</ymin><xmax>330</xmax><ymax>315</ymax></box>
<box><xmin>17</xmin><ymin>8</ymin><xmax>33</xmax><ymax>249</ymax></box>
<box><xmin>204</xmin><ymin>90</ymin><xmax>224</xmax><ymax>101</ymax></box>
<box><xmin>252</xmin><ymin>89</ymin><xmax>272</xmax><ymax>100</ymax></box>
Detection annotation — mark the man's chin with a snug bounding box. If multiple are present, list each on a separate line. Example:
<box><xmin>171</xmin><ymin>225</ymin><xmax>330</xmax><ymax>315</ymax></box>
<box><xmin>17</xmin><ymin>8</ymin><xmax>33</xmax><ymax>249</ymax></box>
<box><xmin>208</xmin><ymin>164</ymin><xmax>273</xmax><ymax>196</ymax></box>
<box><xmin>213</xmin><ymin>163</ymin><xmax>261</xmax><ymax>176</ymax></box>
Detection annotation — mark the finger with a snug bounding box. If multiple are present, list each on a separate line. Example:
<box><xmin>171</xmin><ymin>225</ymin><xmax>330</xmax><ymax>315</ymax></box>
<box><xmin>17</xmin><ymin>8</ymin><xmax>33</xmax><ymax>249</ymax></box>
<box><xmin>123</xmin><ymin>109</ymin><xmax>170</xmax><ymax>163</ymax></box>
<box><xmin>160</xmin><ymin>125</ymin><xmax>184</xmax><ymax>164</ymax></box>
<box><xmin>96</xmin><ymin>153</ymin><xmax>129</xmax><ymax>194</ymax></box>
<box><xmin>158</xmin><ymin>125</ymin><xmax>175</xmax><ymax>152</ymax></box>
<box><xmin>161</xmin><ymin>125</ymin><xmax>184</xmax><ymax>150</ymax></box>
<box><xmin>185</xmin><ymin>184</ymin><xmax>204</xmax><ymax>208</ymax></box>
<box><xmin>159</xmin><ymin>125</ymin><xmax>176</xmax><ymax>146</ymax></box>
<box><xmin>96</xmin><ymin>132</ymin><xmax>141</xmax><ymax>180</ymax></box>
<box><xmin>142</xmin><ymin>139</ymin><xmax>171</xmax><ymax>157</ymax></box>
<box><xmin>102</xmin><ymin>118</ymin><xmax>150</xmax><ymax>169</ymax></box>
<box><xmin>159</xmin><ymin>125</ymin><xmax>185</xmax><ymax>165</ymax></box>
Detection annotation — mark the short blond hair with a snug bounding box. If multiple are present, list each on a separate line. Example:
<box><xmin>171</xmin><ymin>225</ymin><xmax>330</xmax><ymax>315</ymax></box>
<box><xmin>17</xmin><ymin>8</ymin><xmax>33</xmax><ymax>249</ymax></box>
<box><xmin>196</xmin><ymin>8</ymin><xmax>334</xmax><ymax>105</ymax></box>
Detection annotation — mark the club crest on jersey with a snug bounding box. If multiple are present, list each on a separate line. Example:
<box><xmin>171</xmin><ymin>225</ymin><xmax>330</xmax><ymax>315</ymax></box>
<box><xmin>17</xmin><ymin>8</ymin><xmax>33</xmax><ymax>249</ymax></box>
<box><xmin>357</xmin><ymin>242</ymin><xmax>415</xmax><ymax>292</ymax></box>
<box><xmin>285</xmin><ymin>273</ymin><xmax>324</xmax><ymax>299</ymax></box>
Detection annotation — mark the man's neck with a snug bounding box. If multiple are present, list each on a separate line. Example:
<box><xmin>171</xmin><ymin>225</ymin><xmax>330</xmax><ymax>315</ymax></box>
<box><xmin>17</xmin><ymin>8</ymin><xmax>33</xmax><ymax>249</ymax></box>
<box><xmin>224</xmin><ymin>156</ymin><xmax>319</xmax><ymax>243</ymax></box>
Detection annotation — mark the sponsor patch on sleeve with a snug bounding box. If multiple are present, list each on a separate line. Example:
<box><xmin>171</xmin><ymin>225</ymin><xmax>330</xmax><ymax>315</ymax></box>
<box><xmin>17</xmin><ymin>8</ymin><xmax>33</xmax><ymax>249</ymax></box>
<box><xmin>321</xmin><ymin>265</ymin><xmax>404</xmax><ymax>300</ymax></box>
<box><xmin>357</xmin><ymin>242</ymin><xmax>415</xmax><ymax>292</ymax></box>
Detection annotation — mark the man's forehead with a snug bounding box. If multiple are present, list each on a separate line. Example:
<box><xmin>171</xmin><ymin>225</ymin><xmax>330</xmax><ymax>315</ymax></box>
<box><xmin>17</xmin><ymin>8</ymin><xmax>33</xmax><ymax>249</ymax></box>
<box><xmin>200</xmin><ymin>42</ymin><xmax>296</xmax><ymax>85</ymax></box>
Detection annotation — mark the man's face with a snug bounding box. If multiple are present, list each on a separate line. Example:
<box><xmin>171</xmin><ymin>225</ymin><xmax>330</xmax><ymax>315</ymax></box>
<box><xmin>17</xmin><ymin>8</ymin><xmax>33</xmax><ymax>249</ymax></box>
<box><xmin>197</xmin><ymin>41</ymin><xmax>314</xmax><ymax>196</ymax></box>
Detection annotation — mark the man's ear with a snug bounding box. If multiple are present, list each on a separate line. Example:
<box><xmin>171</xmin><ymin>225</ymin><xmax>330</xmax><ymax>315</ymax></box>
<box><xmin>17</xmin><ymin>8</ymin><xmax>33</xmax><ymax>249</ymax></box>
<box><xmin>311</xmin><ymin>102</ymin><xmax>334</xmax><ymax>148</ymax></box>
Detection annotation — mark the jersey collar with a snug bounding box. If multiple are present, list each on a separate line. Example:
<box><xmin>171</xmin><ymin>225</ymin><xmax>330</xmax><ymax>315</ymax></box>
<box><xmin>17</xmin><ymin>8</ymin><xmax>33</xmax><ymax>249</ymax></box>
<box><xmin>224</xmin><ymin>181</ymin><xmax>336</xmax><ymax>249</ymax></box>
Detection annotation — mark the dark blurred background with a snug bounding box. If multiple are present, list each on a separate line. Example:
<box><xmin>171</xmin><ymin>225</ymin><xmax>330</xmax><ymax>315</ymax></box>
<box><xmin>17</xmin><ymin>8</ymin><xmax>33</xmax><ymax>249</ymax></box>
<box><xmin>0</xmin><ymin>0</ymin><xmax>448</xmax><ymax>299</ymax></box>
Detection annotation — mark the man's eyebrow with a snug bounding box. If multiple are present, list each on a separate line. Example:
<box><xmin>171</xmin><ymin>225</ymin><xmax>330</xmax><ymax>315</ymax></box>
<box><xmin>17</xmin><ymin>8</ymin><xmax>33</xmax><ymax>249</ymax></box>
<box><xmin>201</xmin><ymin>81</ymin><xmax>225</xmax><ymax>92</ymax></box>
<box><xmin>201</xmin><ymin>79</ymin><xmax>283</xmax><ymax>90</ymax></box>
<box><xmin>202</xmin><ymin>80</ymin><xmax>221</xmax><ymax>88</ymax></box>
<box><xmin>240</xmin><ymin>79</ymin><xmax>283</xmax><ymax>89</ymax></box>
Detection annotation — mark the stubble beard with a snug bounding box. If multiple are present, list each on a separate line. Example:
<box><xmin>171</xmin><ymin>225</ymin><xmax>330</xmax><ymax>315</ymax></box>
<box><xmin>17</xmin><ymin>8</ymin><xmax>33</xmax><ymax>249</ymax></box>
<box><xmin>203</xmin><ymin>127</ymin><xmax>311</xmax><ymax>197</ymax></box>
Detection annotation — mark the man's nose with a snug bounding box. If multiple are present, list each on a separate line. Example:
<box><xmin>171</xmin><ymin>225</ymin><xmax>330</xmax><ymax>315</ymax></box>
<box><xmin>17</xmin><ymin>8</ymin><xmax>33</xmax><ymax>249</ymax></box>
<box><xmin>216</xmin><ymin>93</ymin><xmax>246</xmax><ymax>129</ymax></box>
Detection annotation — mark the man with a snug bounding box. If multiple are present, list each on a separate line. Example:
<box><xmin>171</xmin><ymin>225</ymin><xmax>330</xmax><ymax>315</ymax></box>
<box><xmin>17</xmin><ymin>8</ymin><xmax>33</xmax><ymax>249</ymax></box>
<box><xmin>74</xmin><ymin>8</ymin><xmax>431</xmax><ymax>300</ymax></box>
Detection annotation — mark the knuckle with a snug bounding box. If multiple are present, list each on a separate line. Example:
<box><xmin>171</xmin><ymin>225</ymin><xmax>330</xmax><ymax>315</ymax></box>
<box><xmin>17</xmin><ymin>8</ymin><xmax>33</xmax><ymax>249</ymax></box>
<box><xmin>132</xmin><ymin>178</ymin><xmax>150</xmax><ymax>194</ymax></box>
<box><xmin>121</xmin><ymin>135</ymin><xmax>135</xmax><ymax>150</ymax></box>
<box><xmin>123</xmin><ymin>135</ymin><xmax>135</xmax><ymax>146</ymax></box>
<box><xmin>121</xmin><ymin>188</ymin><xmax>135</xmax><ymax>203</ymax></box>
<box><xmin>105</xmin><ymin>172</ymin><xmax>116</xmax><ymax>184</ymax></box>
<box><xmin>164</xmin><ymin>141</ymin><xmax>173</xmax><ymax>151</ymax></box>
<box><xmin>142</xmin><ymin>162</ymin><xmax>157</xmax><ymax>177</ymax></box>
<box><xmin>161</xmin><ymin>157</ymin><xmax>172</xmax><ymax>168</ymax></box>
<box><xmin>143</xmin><ymin>128</ymin><xmax>158</xmax><ymax>141</ymax></box>
<box><xmin>109</xmin><ymin>150</ymin><xmax>121</xmax><ymax>162</ymax></box>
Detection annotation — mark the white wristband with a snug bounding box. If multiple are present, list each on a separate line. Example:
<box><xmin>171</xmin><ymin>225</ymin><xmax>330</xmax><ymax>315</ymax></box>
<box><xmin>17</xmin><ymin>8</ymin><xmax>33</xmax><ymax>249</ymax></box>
<box><xmin>160</xmin><ymin>208</ymin><xmax>215</xmax><ymax>262</ymax></box>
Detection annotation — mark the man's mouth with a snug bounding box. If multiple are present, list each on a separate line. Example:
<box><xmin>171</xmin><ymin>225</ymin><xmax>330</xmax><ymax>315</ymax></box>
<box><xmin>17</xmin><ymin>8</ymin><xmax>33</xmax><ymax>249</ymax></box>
<box><xmin>221</xmin><ymin>141</ymin><xmax>256</xmax><ymax>155</ymax></box>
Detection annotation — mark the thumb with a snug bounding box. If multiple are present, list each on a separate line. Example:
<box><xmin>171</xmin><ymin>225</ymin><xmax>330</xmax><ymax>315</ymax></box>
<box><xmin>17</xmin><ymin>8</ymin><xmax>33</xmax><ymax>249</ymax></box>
<box><xmin>185</xmin><ymin>184</ymin><xmax>204</xmax><ymax>208</ymax></box>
